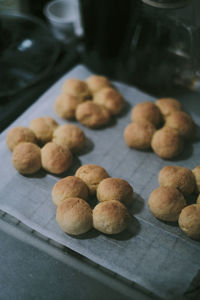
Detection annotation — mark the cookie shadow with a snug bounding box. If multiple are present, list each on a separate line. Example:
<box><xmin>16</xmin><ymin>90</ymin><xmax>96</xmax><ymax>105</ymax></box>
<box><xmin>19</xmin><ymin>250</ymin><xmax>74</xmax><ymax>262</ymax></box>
<box><xmin>69</xmin><ymin>228</ymin><xmax>100</xmax><ymax>240</ymax></box>
<box><xmin>108</xmin><ymin>216</ymin><xmax>141</xmax><ymax>241</ymax></box>
<box><xmin>55</xmin><ymin>156</ymin><xmax>82</xmax><ymax>178</ymax></box>
<box><xmin>169</xmin><ymin>143</ymin><xmax>193</xmax><ymax>162</ymax></box>
<box><xmin>117</xmin><ymin>100</ymin><xmax>131</xmax><ymax>119</ymax></box>
<box><xmin>78</xmin><ymin>137</ymin><xmax>94</xmax><ymax>156</ymax></box>
<box><xmin>130</xmin><ymin>193</ymin><xmax>145</xmax><ymax>214</ymax></box>
<box><xmin>187</xmin><ymin>194</ymin><xmax>198</xmax><ymax>206</ymax></box>
<box><xmin>22</xmin><ymin>168</ymin><xmax>47</xmax><ymax>179</ymax></box>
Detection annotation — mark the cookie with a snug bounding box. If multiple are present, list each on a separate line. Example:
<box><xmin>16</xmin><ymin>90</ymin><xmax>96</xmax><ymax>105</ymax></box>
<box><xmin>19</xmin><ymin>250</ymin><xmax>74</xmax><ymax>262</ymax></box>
<box><xmin>192</xmin><ymin>166</ymin><xmax>200</xmax><ymax>193</ymax></box>
<box><xmin>93</xmin><ymin>87</ymin><xmax>124</xmax><ymax>115</ymax></box>
<box><xmin>56</xmin><ymin>197</ymin><xmax>93</xmax><ymax>235</ymax></box>
<box><xmin>52</xmin><ymin>176</ymin><xmax>89</xmax><ymax>206</ymax></box>
<box><xmin>178</xmin><ymin>204</ymin><xmax>200</xmax><ymax>240</ymax></box>
<box><xmin>159</xmin><ymin>166</ymin><xmax>196</xmax><ymax>196</ymax></box>
<box><xmin>54</xmin><ymin>94</ymin><xmax>83</xmax><ymax>120</ymax></box>
<box><xmin>97</xmin><ymin>178</ymin><xmax>134</xmax><ymax>206</ymax></box>
<box><xmin>86</xmin><ymin>75</ymin><xmax>111</xmax><ymax>94</ymax></box>
<box><xmin>12</xmin><ymin>142</ymin><xmax>41</xmax><ymax>174</ymax></box>
<box><xmin>30</xmin><ymin>117</ymin><xmax>58</xmax><ymax>144</ymax></box>
<box><xmin>148</xmin><ymin>187</ymin><xmax>186</xmax><ymax>222</ymax></box>
<box><xmin>131</xmin><ymin>101</ymin><xmax>162</xmax><ymax>127</ymax></box>
<box><xmin>53</xmin><ymin>124</ymin><xmax>86</xmax><ymax>153</ymax></box>
<box><xmin>75</xmin><ymin>164</ymin><xmax>109</xmax><ymax>195</ymax></box>
<box><xmin>75</xmin><ymin>101</ymin><xmax>110</xmax><ymax>128</ymax></box>
<box><xmin>165</xmin><ymin>111</ymin><xmax>196</xmax><ymax>140</ymax></box>
<box><xmin>124</xmin><ymin>121</ymin><xmax>156</xmax><ymax>150</ymax></box>
<box><xmin>151</xmin><ymin>127</ymin><xmax>184</xmax><ymax>159</ymax></box>
<box><xmin>62</xmin><ymin>78</ymin><xmax>91</xmax><ymax>101</ymax></box>
<box><xmin>6</xmin><ymin>126</ymin><xmax>37</xmax><ymax>151</ymax></box>
<box><xmin>156</xmin><ymin>97</ymin><xmax>182</xmax><ymax>118</ymax></box>
<box><xmin>41</xmin><ymin>142</ymin><xmax>72</xmax><ymax>174</ymax></box>
<box><xmin>93</xmin><ymin>200</ymin><xmax>131</xmax><ymax>234</ymax></box>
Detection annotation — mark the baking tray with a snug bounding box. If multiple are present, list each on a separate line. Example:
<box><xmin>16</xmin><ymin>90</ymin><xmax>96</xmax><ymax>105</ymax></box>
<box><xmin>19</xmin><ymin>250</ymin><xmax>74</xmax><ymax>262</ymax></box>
<box><xmin>0</xmin><ymin>64</ymin><xmax>200</xmax><ymax>300</ymax></box>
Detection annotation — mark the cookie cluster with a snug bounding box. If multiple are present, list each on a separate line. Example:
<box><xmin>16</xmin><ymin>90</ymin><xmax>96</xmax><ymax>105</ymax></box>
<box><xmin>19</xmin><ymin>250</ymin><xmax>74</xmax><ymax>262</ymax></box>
<box><xmin>52</xmin><ymin>164</ymin><xmax>133</xmax><ymax>236</ymax></box>
<box><xmin>6</xmin><ymin>117</ymin><xmax>86</xmax><ymax>175</ymax></box>
<box><xmin>54</xmin><ymin>75</ymin><xmax>124</xmax><ymax>128</ymax></box>
<box><xmin>148</xmin><ymin>165</ymin><xmax>200</xmax><ymax>240</ymax></box>
<box><xmin>124</xmin><ymin>98</ymin><xmax>196</xmax><ymax>159</ymax></box>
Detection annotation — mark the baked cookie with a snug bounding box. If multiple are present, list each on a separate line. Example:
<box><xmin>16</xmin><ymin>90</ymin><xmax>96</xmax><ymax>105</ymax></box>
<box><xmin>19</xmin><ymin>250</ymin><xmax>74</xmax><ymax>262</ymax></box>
<box><xmin>12</xmin><ymin>142</ymin><xmax>41</xmax><ymax>174</ymax></box>
<box><xmin>52</xmin><ymin>176</ymin><xmax>89</xmax><ymax>206</ymax></box>
<box><xmin>86</xmin><ymin>75</ymin><xmax>111</xmax><ymax>94</ymax></box>
<box><xmin>30</xmin><ymin>117</ymin><xmax>58</xmax><ymax>144</ymax></box>
<box><xmin>93</xmin><ymin>200</ymin><xmax>131</xmax><ymax>234</ymax></box>
<box><xmin>93</xmin><ymin>87</ymin><xmax>124</xmax><ymax>115</ymax></box>
<box><xmin>148</xmin><ymin>186</ymin><xmax>186</xmax><ymax>222</ymax></box>
<box><xmin>124</xmin><ymin>121</ymin><xmax>156</xmax><ymax>150</ymax></box>
<box><xmin>53</xmin><ymin>124</ymin><xmax>86</xmax><ymax>153</ymax></box>
<box><xmin>75</xmin><ymin>164</ymin><xmax>109</xmax><ymax>195</ymax></box>
<box><xmin>165</xmin><ymin>111</ymin><xmax>196</xmax><ymax>140</ymax></box>
<box><xmin>75</xmin><ymin>101</ymin><xmax>110</xmax><ymax>128</ymax></box>
<box><xmin>151</xmin><ymin>127</ymin><xmax>184</xmax><ymax>159</ymax></box>
<box><xmin>156</xmin><ymin>97</ymin><xmax>182</xmax><ymax>118</ymax></box>
<box><xmin>6</xmin><ymin>126</ymin><xmax>37</xmax><ymax>151</ymax></box>
<box><xmin>62</xmin><ymin>78</ymin><xmax>91</xmax><ymax>101</ymax></box>
<box><xmin>56</xmin><ymin>197</ymin><xmax>93</xmax><ymax>235</ymax></box>
<box><xmin>131</xmin><ymin>101</ymin><xmax>162</xmax><ymax>127</ymax></box>
<box><xmin>159</xmin><ymin>166</ymin><xmax>196</xmax><ymax>196</ymax></box>
<box><xmin>41</xmin><ymin>142</ymin><xmax>72</xmax><ymax>174</ymax></box>
<box><xmin>192</xmin><ymin>166</ymin><xmax>200</xmax><ymax>193</ymax></box>
<box><xmin>178</xmin><ymin>204</ymin><xmax>200</xmax><ymax>240</ymax></box>
<box><xmin>97</xmin><ymin>178</ymin><xmax>134</xmax><ymax>206</ymax></box>
<box><xmin>54</xmin><ymin>94</ymin><xmax>83</xmax><ymax>120</ymax></box>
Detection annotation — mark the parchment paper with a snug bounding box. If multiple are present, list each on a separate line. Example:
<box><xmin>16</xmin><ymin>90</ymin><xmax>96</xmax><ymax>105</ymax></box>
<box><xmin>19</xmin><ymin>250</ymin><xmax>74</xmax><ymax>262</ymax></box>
<box><xmin>1</xmin><ymin>65</ymin><xmax>200</xmax><ymax>300</ymax></box>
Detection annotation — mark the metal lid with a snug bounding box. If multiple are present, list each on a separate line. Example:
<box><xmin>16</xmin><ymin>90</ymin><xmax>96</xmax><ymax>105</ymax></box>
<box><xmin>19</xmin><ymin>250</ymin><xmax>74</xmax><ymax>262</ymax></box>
<box><xmin>142</xmin><ymin>0</ymin><xmax>190</xmax><ymax>8</ymax></box>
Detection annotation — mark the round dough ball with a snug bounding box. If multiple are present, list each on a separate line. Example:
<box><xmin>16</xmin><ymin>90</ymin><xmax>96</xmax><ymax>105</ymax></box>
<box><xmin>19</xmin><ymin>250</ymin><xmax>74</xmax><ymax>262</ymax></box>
<box><xmin>124</xmin><ymin>121</ymin><xmax>156</xmax><ymax>150</ymax></box>
<box><xmin>30</xmin><ymin>117</ymin><xmax>58</xmax><ymax>144</ymax></box>
<box><xmin>178</xmin><ymin>204</ymin><xmax>200</xmax><ymax>240</ymax></box>
<box><xmin>159</xmin><ymin>166</ymin><xmax>196</xmax><ymax>196</ymax></box>
<box><xmin>193</xmin><ymin>166</ymin><xmax>200</xmax><ymax>193</ymax></box>
<box><xmin>93</xmin><ymin>200</ymin><xmax>131</xmax><ymax>235</ymax></box>
<box><xmin>56</xmin><ymin>197</ymin><xmax>93</xmax><ymax>235</ymax></box>
<box><xmin>62</xmin><ymin>79</ymin><xmax>91</xmax><ymax>101</ymax></box>
<box><xmin>52</xmin><ymin>176</ymin><xmax>89</xmax><ymax>206</ymax></box>
<box><xmin>131</xmin><ymin>101</ymin><xmax>162</xmax><ymax>127</ymax></box>
<box><xmin>54</xmin><ymin>94</ymin><xmax>83</xmax><ymax>120</ymax></box>
<box><xmin>93</xmin><ymin>87</ymin><xmax>124</xmax><ymax>115</ymax></box>
<box><xmin>86</xmin><ymin>75</ymin><xmax>111</xmax><ymax>94</ymax></box>
<box><xmin>75</xmin><ymin>164</ymin><xmax>109</xmax><ymax>195</ymax></box>
<box><xmin>148</xmin><ymin>187</ymin><xmax>186</xmax><ymax>222</ymax></box>
<box><xmin>75</xmin><ymin>101</ymin><xmax>110</xmax><ymax>128</ymax></box>
<box><xmin>151</xmin><ymin>127</ymin><xmax>184</xmax><ymax>159</ymax></box>
<box><xmin>53</xmin><ymin>124</ymin><xmax>85</xmax><ymax>153</ymax></box>
<box><xmin>41</xmin><ymin>142</ymin><xmax>72</xmax><ymax>174</ymax></box>
<box><xmin>6</xmin><ymin>126</ymin><xmax>37</xmax><ymax>151</ymax></box>
<box><xmin>155</xmin><ymin>97</ymin><xmax>182</xmax><ymax>118</ymax></box>
<box><xmin>97</xmin><ymin>178</ymin><xmax>134</xmax><ymax>206</ymax></box>
<box><xmin>12</xmin><ymin>142</ymin><xmax>41</xmax><ymax>174</ymax></box>
<box><xmin>165</xmin><ymin>111</ymin><xmax>196</xmax><ymax>140</ymax></box>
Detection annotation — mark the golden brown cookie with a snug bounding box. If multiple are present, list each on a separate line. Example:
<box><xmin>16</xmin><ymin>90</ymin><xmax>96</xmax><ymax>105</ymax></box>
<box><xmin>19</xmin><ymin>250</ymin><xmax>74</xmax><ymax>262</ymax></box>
<box><xmin>86</xmin><ymin>75</ymin><xmax>111</xmax><ymax>94</ymax></box>
<box><xmin>41</xmin><ymin>142</ymin><xmax>72</xmax><ymax>174</ymax></box>
<box><xmin>193</xmin><ymin>166</ymin><xmax>200</xmax><ymax>193</ymax></box>
<box><xmin>155</xmin><ymin>97</ymin><xmax>182</xmax><ymax>118</ymax></box>
<box><xmin>97</xmin><ymin>178</ymin><xmax>134</xmax><ymax>206</ymax></box>
<box><xmin>52</xmin><ymin>176</ymin><xmax>89</xmax><ymax>206</ymax></box>
<box><xmin>165</xmin><ymin>111</ymin><xmax>196</xmax><ymax>140</ymax></box>
<box><xmin>151</xmin><ymin>127</ymin><xmax>184</xmax><ymax>159</ymax></box>
<box><xmin>30</xmin><ymin>117</ymin><xmax>58</xmax><ymax>144</ymax></box>
<box><xmin>75</xmin><ymin>164</ymin><xmax>109</xmax><ymax>195</ymax></box>
<box><xmin>12</xmin><ymin>142</ymin><xmax>41</xmax><ymax>174</ymax></box>
<box><xmin>75</xmin><ymin>101</ymin><xmax>111</xmax><ymax>128</ymax></box>
<box><xmin>131</xmin><ymin>101</ymin><xmax>162</xmax><ymax>127</ymax></box>
<box><xmin>148</xmin><ymin>187</ymin><xmax>186</xmax><ymax>222</ymax></box>
<box><xmin>6</xmin><ymin>126</ymin><xmax>37</xmax><ymax>151</ymax></box>
<box><xmin>56</xmin><ymin>197</ymin><xmax>93</xmax><ymax>235</ymax></box>
<box><xmin>93</xmin><ymin>87</ymin><xmax>124</xmax><ymax>115</ymax></box>
<box><xmin>54</xmin><ymin>94</ymin><xmax>83</xmax><ymax>120</ymax></box>
<box><xmin>93</xmin><ymin>200</ymin><xmax>131</xmax><ymax>234</ymax></box>
<box><xmin>124</xmin><ymin>121</ymin><xmax>156</xmax><ymax>150</ymax></box>
<box><xmin>53</xmin><ymin>124</ymin><xmax>86</xmax><ymax>153</ymax></box>
<box><xmin>178</xmin><ymin>204</ymin><xmax>200</xmax><ymax>240</ymax></box>
<box><xmin>62</xmin><ymin>78</ymin><xmax>91</xmax><ymax>101</ymax></box>
<box><xmin>159</xmin><ymin>166</ymin><xmax>196</xmax><ymax>196</ymax></box>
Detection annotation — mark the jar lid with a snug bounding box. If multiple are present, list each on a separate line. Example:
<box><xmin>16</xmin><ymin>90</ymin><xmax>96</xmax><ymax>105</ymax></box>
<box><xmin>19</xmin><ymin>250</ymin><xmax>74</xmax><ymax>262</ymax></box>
<box><xmin>142</xmin><ymin>0</ymin><xmax>191</xmax><ymax>8</ymax></box>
